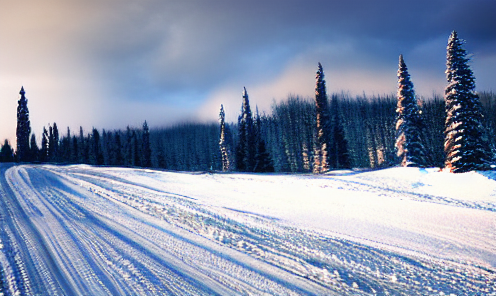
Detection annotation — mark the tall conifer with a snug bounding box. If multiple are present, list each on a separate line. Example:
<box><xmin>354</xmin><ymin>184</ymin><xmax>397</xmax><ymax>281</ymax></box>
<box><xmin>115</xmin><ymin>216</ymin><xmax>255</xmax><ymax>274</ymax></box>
<box><xmin>444</xmin><ymin>31</ymin><xmax>489</xmax><ymax>172</ymax></box>
<box><xmin>16</xmin><ymin>87</ymin><xmax>31</xmax><ymax>162</ymax></box>
<box><xmin>142</xmin><ymin>121</ymin><xmax>152</xmax><ymax>167</ymax></box>
<box><xmin>236</xmin><ymin>87</ymin><xmax>256</xmax><ymax>171</ymax></box>
<box><xmin>219</xmin><ymin>104</ymin><xmax>231</xmax><ymax>172</ymax></box>
<box><xmin>395</xmin><ymin>55</ymin><xmax>427</xmax><ymax>167</ymax></box>
<box><xmin>313</xmin><ymin>63</ymin><xmax>330</xmax><ymax>173</ymax></box>
<box><xmin>329</xmin><ymin>95</ymin><xmax>351</xmax><ymax>169</ymax></box>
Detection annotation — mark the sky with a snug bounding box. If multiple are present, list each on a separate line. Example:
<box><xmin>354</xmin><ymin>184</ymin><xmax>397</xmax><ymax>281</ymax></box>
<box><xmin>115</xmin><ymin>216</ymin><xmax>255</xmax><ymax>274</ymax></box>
<box><xmin>1</xmin><ymin>0</ymin><xmax>495</xmax><ymax>145</ymax></box>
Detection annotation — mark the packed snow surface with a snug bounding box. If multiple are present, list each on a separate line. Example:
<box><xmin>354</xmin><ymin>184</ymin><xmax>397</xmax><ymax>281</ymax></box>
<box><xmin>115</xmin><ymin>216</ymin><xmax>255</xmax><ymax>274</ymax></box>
<box><xmin>0</xmin><ymin>164</ymin><xmax>494</xmax><ymax>295</ymax></box>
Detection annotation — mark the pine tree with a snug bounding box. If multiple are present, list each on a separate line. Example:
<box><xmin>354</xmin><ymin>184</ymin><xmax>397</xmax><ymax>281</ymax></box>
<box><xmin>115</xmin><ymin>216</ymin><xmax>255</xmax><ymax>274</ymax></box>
<box><xmin>71</xmin><ymin>136</ymin><xmax>79</xmax><ymax>163</ymax></box>
<box><xmin>49</xmin><ymin>123</ymin><xmax>59</xmax><ymax>162</ymax></box>
<box><xmin>235</xmin><ymin>87</ymin><xmax>256</xmax><ymax>171</ymax></box>
<box><xmin>142</xmin><ymin>121</ymin><xmax>152</xmax><ymax>167</ymax></box>
<box><xmin>395</xmin><ymin>55</ymin><xmax>427</xmax><ymax>167</ymax></box>
<box><xmin>113</xmin><ymin>132</ymin><xmax>124</xmax><ymax>166</ymax></box>
<box><xmin>133</xmin><ymin>130</ymin><xmax>141</xmax><ymax>167</ymax></box>
<box><xmin>79</xmin><ymin>126</ymin><xmax>89</xmax><ymax>164</ymax></box>
<box><xmin>219</xmin><ymin>104</ymin><xmax>231</xmax><ymax>171</ymax></box>
<box><xmin>313</xmin><ymin>63</ymin><xmax>330</xmax><ymax>173</ymax></box>
<box><xmin>444</xmin><ymin>31</ymin><xmax>490</xmax><ymax>173</ymax></box>
<box><xmin>61</xmin><ymin>127</ymin><xmax>72</xmax><ymax>163</ymax></box>
<box><xmin>30</xmin><ymin>134</ymin><xmax>39</xmax><ymax>162</ymax></box>
<box><xmin>16</xmin><ymin>87</ymin><xmax>31</xmax><ymax>162</ymax></box>
<box><xmin>41</xmin><ymin>127</ymin><xmax>49</xmax><ymax>162</ymax></box>
<box><xmin>0</xmin><ymin>140</ymin><xmax>15</xmax><ymax>162</ymax></box>
<box><xmin>126</xmin><ymin>126</ymin><xmax>133</xmax><ymax>166</ymax></box>
<box><xmin>90</xmin><ymin>128</ymin><xmax>104</xmax><ymax>165</ymax></box>
<box><xmin>254</xmin><ymin>109</ymin><xmax>274</xmax><ymax>172</ymax></box>
<box><xmin>329</xmin><ymin>95</ymin><xmax>351</xmax><ymax>169</ymax></box>
<box><xmin>155</xmin><ymin>138</ymin><xmax>166</xmax><ymax>168</ymax></box>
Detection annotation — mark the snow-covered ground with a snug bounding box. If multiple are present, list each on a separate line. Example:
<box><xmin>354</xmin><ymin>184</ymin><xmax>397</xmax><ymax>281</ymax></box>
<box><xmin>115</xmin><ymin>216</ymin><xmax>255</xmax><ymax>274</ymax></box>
<box><xmin>0</xmin><ymin>164</ymin><xmax>494</xmax><ymax>295</ymax></box>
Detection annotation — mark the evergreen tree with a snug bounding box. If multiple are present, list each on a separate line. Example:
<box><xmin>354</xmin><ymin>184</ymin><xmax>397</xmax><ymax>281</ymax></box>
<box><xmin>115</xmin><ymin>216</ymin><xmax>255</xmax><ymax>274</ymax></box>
<box><xmin>155</xmin><ymin>138</ymin><xmax>166</xmax><ymax>168</ymax></box>
<box><xmin>61</xmin><ymin>127</ymin><xmax>72</xmax><ymax>163</ymax></box>
<box><xmin>41</xmin><ymin>127</ymin><xmax>49</xmax><ymax>162</ymax></box>
<box><xmin>16</xmin><ymin>87</ymin><xmax>31</xmax><ymax>162</ymax></box>
<box><xmin>48</xmin><ymin>123</ymin><xmax>60</xmax><ymax>162</ymax></box>
<box><xmin>48</xmin><ymin>125</ymin><xmax>54</xmax><ymax>161</ymax></box>
<box><xmin>113</xmin><ymin>132</ymin><xmax>124</xmax><ymax>166</ymax></box>
<box><xmin>0</xmin><ymin>140</ymin><xmax>15</xmax><ymax>162</ymax></box>
<box><xmin>142</xmin><ymin>121</ymin><xmax>152</xmax><ymax>167</ymax></box>
<box><xmin>329</xmin><ymin>95</ymin><xmax>351</xmax><ymax>169</ymax></box>
<box><xmin>126</xmin><ymin>126</ymin><xmax>133</xmax><ymax>166</ymax></box>
<box><xmin>79</xmin><ymin>127</ymin><xmax>89</xmax><ymax>164</ymax></box>
<box><xmin>30</xmin><ymin>134</ymin><xmax>39</xmax><ymax>162</ymax></box>
<box><xmin>254</xmin><ymin>109</ymin><xmax>274</xmax><ymax>172</ymax></box>
<box><xmin>235</xmin><ymin>87</ymin><xmax>257</xmax><ymax>171</ymax></box>
<box><xmin>395</xmin><ymin>55</ymin><xmax>427</xmax><ymax>167</ymax></box>
<box><xmin>133</xmin><ymin>130</ymin><xmax>141</xmax><ymax>167</ymax></box>
<box><xmin>444</xmin><ymin>31</ymin><xmax>490</xmax><ymax>173</ymax></box>
<box><xmin>71</xmin><ymin>135</ymin><xmax>79</xmax><ymax>163</ymax></box>
<box><xmin>313</xmin><ymin>63</ymin><xmax>331</xmax><ymax>173</ymax></box>
<box><xmin>219</xmin><ymin>104</ymin><xmax>231</xmax><ymax>171</ymax></box>
<box><xmin>91</xmin><ymin>128</ymin><xmax>104</xmax><ymax>165</ymax></box>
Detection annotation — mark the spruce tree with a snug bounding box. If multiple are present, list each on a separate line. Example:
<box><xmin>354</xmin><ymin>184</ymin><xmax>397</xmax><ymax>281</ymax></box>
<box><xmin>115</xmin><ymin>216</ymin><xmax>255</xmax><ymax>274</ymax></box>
<box><xmin>49</xmin><ymin>123</ymin><xmax>59</xmax><ymax>162</ymax></box>
<box><xmin>155</xmin><ymin>138</ymin><xmax>166</xmax><ymax>168</ymax></box>
<box><xmin>71</xmin><ymin>136</ymin><xmax>79</xmax><ymax>163</ymax></box>
<box><xmin>313</xmin><ymin>63</ymin><xmax>331</xmax><ymax>173</ymax></box>
<box><xmin>41</xmin><ymin>127</ymin><xmax>49</xmax><ymax>162</ymax></box>
<box><xmin>126</xmin><ymin>126</ymin><xmax>133</xmax><ymax>166</ymax></box>
<box><xmin>30</xmin><ymin>134</ymin><xmax>39</xmax><ymax>162</ymax></box>
<box><xmin>133</xmin><ymin>130</ymin><xmax>141</xmax><ymax>167</ymax></box>
<box><xmin>142</xmin><ymin>121</ymin><xmax>152</xmax><ymax>167</ymax></box>
<box><xmin>395</xmin><ymin>55</ymin><xmax>427</xmax><ymax>167</ymax></box>
<box><xmin>236</xmin><ymin>87</ymin><xmax>256</xmax><ymax>171</ymax></box>
<box><xmin>329</xmin><ymin>95</ymin><xmax>351</xmax><ymax>169</ymax></box>
<box><xmin>1</xmin><ymin>140</ymin><xmax>15</xmax><ymax>162</ymax></box>
<box><xmin>444</xmin><ymin>31</ymin><xmax>490</xmax><ymax>173</ymax></box>
<box><xmin>219</xmin><ymin>104</ymin><xmax>231</xmax><ymax>171</ymax></box>
<box><xmin>16</xmin><ymin>87</ymin><xmax>31</xmax><ymax>162</ymax></box>
<box><xmin>91</xmin><ymin>128</ymin><xmax>104</xmax><ymax>165</ymax></box>
<box><xmin>113</xmin><ymin>132</ymin><xmax>124</xmax><ymax>166</ymax></box>
<box><xmin>254</xmin><ymin>109</ymin><xmax>274</xmax><ymax>172</ymax></box>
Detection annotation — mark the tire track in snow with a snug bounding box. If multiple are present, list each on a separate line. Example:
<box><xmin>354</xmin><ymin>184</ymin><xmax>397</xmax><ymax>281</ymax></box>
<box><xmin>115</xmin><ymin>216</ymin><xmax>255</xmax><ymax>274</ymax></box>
<box><xmin>47</xmin><ymin>165</ymin><xmax>495</xmax><ymax>295</ymax></box>
<box><xmin>1</xmin><ymin>164</ymin><xmax>332</xmax><ymax>295</ymax></box>
<box><xmin>5</xmin><ymin>165</ymin><xmax>228</xmax><ymax>295</ymax></box>
<box><xmin>0</xmin><ymin>164</ymin><xmax>77</xmax><ymax>295</ymax></box>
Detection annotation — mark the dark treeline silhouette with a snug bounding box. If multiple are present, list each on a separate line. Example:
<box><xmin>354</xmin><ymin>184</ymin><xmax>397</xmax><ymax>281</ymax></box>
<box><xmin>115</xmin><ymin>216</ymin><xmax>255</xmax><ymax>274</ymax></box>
<box><xmin>5</xmin><ymin>90</ymin><xmax>496</xmax><ymax>172</ymax></box>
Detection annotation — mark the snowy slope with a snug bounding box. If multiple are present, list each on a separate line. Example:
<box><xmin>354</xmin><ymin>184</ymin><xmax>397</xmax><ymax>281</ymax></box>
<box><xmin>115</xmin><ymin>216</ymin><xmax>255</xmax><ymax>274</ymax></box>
<box><xmin>0</xmin><ymin>164</ymin><xmax>494</xmax><ymax>295</ymax></box>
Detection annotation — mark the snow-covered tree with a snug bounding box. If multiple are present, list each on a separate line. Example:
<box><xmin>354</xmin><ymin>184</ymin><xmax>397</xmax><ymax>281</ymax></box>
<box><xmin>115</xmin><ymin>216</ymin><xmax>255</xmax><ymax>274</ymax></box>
<box><xmin>142</xmin><ymin>121</ymin><xmax>152</xmax><ymax>167</ymax></box>
<box><xmin>236</xmin><ymin>87</ymin><xmax>256</xmax><ymax>171</ymax></box>
<box><xmin>395</xmin><ymin>55</ymin><xmax>427</xmax><ymax>167</ymax></box>
<box><xmin>219</xmin><ymin>104</ymin><xmax>231</xmax><ymax>172</ymax></box>
<box><xmin>16</xmin><ymin>87</ymin><xmax>31</xmax><ymax>162</ymax></box>
<box><xmin>313</xmin><ymin>63</ymin><xmax>330</xmax><ymax>173</ymax></box>
<box><xmin>254</xmin><ymin>109</ymin><xmax>274</xmax><ymax>172</ymax></box>
<box><xmin>329</xmin><ymin>95</ymin><xmax>351</xmax><ymax>169</ymax></box>
<box><xmin>444</xmin><ymin>31</ymin><xmax>490</xmax><ymax>173</ymax></box>
<box><xmin>41</xmin><ymin>127</ymin><xmax>49</xmax><ymax>162</ymax></box>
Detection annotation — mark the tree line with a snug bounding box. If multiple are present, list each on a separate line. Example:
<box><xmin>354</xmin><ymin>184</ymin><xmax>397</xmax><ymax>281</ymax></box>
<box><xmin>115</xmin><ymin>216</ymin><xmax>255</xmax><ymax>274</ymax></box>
<box><xmin>3</xmin><ymin>31</ymin><xmax>495</xmax><ymax>173</ymax></box>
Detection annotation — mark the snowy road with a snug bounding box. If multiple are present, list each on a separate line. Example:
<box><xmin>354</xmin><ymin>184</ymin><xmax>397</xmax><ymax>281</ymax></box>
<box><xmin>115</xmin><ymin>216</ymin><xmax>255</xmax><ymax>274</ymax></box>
<box><xmin>0</xmin><ymin>164</ymin><xmax>494</xmax><ymax>295</ymax></box>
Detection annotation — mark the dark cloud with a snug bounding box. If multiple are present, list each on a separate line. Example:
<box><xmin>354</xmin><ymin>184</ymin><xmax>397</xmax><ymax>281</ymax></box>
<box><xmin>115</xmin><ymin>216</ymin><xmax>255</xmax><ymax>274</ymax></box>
<box><xmin>1</xmin><ymin>0</ymin><xmax>495</xmax><ymax>141</ymax></box>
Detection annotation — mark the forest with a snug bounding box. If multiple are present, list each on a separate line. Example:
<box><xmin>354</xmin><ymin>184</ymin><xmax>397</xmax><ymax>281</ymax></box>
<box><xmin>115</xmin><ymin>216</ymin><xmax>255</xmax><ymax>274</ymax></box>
<box><xmin>3</xmin><ymin>31</ymin><xmax>495</xmax><ymax>173</ymax></box>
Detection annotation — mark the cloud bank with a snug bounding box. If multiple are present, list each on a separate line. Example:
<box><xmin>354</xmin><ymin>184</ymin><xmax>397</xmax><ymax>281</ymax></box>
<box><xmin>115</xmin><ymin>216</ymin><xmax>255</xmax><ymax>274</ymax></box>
<box><xmin>1</xmin><ymin>0</ymin><xmax>495</xmax><ymax>142</ymax></box>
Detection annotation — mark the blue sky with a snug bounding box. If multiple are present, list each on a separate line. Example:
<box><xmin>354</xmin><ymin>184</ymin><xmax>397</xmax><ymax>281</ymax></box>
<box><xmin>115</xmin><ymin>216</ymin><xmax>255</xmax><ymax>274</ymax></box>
<box><xmin>1</xmin><ymin>0</ymin><xmax>495</xmax><ymax>144</ymax></box>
